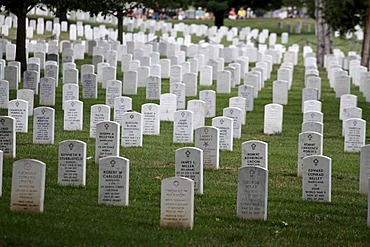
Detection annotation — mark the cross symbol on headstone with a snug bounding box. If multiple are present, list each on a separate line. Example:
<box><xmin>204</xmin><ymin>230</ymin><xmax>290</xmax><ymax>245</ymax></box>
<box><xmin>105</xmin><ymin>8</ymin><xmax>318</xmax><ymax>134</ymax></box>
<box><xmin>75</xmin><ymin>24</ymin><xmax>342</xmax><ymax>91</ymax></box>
<box><xmin>249</xmin><ymin>169</ymin><xmax>255</xmax><ymax>177</ymax></box>
<box><xmin>71</xmin><ymin>102</ymin><xmax>75</xmax><ymax>107</ymax></box>
<box><xmin>204</xmin><ymin>128</ymin><xmax>209</xmax><ymax>134</ymax></box>
<box><xmin>104</xmin><ymin>124</ymin><xmax>109</xmax><ymax>130</ymax></box>
<box><xmin>181</xmin><ymin>112</ymin><xmax>185</xmax><ymax>117</ymax></box>
<box><xmin>15</xmin><ymin>102</ymin><xmax>19</xmax><ymax>107</ymax></box>
<box><xmin>0</xmin><ymin>119</ymin><xmax>5</xmax><ymax>125</ymax></box>
<box><xmin>251</xmin><ymin>143</ymin><xmax>256</xmax><ymax>150</ymax></box>
<box><xmin>185</xmin><ymin>150</ymin><xmax>191</xmax><ymax>157</ymax></box>
<box><xmin>308</xmin><ymin>134</ymin><xmax>312</xmax><ymax>141</ymax></box>
<box><xmin>41</xmin><ymin>109</ymin><xmax>46</xmax><ymax>115</ymax></box>
<box><xmin>98</xmin><ymin>107</ymin><xmax>101</xmax><ymax>112</ymax></box>
<box><xmin>353</xmin><ymin>121</ymin><xmax>357</xmax><ymax>126</ymax></box>
<box><xmin>230</xmin><ymin>109</ymin><xmax>234</xmax><ymax>114</ymax></box>
<box><xmin>110</xmin><ymin>160</ymin><xmax>116</xmax><ymax>167</ymax></box>
<box><xmin>69</xmin><ymin>143</ymin><xmax>74</xmax><ymax>150</ymax></box>
<box><xmin>313</xmin><ymin>159</ymin><xmax>319</xmax><ymax>166</ymax></box>
<box><xmin>220</xmin><ymin>119</ymin><xmax>224</xmax><ymax>125</ymax></box>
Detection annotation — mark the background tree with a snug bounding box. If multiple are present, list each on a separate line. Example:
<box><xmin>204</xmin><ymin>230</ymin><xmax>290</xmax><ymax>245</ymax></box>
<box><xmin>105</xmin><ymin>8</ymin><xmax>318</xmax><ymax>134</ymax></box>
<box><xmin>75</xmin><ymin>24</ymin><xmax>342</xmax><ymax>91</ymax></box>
<box><xmin>1</xmin><ymin>0</ymin><xmax>42</xmax><ymax>72</ymax></box>
<box><xmin>322</xmin><ymin>0</ymin><xmax>370</xmax><ymax>67</ymax></box>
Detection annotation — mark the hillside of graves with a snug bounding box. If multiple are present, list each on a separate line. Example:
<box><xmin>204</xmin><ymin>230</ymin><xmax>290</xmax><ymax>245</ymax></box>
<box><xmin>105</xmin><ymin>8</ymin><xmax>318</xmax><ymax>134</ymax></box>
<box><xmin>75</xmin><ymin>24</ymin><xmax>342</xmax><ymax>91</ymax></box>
<box><xmin>0</xmin><ymin>16</ymin><xmax>369</xmax><ymax>246</ymax></box>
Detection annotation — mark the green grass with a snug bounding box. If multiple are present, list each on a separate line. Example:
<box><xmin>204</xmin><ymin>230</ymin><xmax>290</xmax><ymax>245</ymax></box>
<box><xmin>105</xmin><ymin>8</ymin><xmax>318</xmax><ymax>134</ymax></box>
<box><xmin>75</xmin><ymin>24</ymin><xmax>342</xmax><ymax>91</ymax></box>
<box><xmin>0</xmin><ymin>18</ymin><xmax>369</xmax><ymax>246</ymax></box>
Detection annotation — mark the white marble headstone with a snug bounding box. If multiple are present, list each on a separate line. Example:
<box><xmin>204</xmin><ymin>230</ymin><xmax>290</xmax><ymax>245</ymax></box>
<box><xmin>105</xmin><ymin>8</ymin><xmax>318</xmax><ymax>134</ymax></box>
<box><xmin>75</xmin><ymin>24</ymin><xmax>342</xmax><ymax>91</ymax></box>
<box><xmin>95</xmin><ymin>121</ymin><xmax>120</xmax><ymax>163</ymax></box>
<box><xmin>175</xmin><ymin>147</ymin><xmax>203</xmax><ymax>194</ymax></box>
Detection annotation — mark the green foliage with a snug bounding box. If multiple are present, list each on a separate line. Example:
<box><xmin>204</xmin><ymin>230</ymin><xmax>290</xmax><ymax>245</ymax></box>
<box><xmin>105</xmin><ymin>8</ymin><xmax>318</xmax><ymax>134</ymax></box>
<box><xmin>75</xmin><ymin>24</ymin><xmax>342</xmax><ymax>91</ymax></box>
<box><xmin>323</xmin><ymin>0</ymin><xmax>368</xmax><ymax>35</ymax></box>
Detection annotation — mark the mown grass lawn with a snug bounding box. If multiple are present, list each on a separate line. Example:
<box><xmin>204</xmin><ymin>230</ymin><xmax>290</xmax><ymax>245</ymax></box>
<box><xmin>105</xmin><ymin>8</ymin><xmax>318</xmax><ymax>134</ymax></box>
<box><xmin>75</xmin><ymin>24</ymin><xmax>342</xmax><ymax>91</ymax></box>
<box><xmin>0</xmin><ymin>17</ymin><xmax>369</xmax><ymax>246</ymax></box>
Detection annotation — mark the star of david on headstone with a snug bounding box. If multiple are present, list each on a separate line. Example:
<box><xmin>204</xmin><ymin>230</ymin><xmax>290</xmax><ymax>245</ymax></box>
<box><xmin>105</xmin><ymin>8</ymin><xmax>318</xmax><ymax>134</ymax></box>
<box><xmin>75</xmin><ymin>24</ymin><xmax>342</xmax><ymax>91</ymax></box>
<box><xmin>69</xmin><ymin>143</ymin><xmax>74</xmax><ymax>150</ymax></box>
<box><xmin>110</xmin><ymin>160</ymin><xmax>116</xmax><ymax>167</ymax></box>
<box><xmin>185</xmin><ymin>150</ymin><xmax>191</xmax><ymax>158</ymax></box>
<box><xmin>130</xmin><ymin>114</ymin><xmax>134</xmax><ymax>119</ymax></box>
<box><xmin>313</xmin><ymin>159</ymin><xmax>319</xmax><ymax>166</ymax></box>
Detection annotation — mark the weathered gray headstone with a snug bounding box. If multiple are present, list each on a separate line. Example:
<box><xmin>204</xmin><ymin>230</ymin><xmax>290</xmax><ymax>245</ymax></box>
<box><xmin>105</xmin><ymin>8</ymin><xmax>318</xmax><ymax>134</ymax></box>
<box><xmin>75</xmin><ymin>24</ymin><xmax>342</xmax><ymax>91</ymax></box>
<box><xmin>58</xmin><ymin>140</ymin><xmax>86</xmax><ymax>186</ymax></box>
<box><xmin>160</xmin><ymin>177</ymin><xmax>194</xmax><ymax>229</ymax></box>
<box><xmin>121</xmin><ymin>112</ymin><xmax>143</xmax><ymax>147</ymax></box>
<box><xmin>10</xmin><ymin>159</ymin><xmax>46</xmax><ymax>212</ymax></box>
<box><xmin>33</xmin><ymin>107</ymin><xmax>55</xmax><ymax>144</ymax></box>
<box><xmin>146</xmin><ymin>76</ymin><xmax>161</xmax><ymax>100</ymax></box>
<box><xmin>195</xmin><ymin>126</ymin><xmax>219</xmax><ymax>169</ymax></box>
<box><xmin>297</xmin><ymin>131</ymin><xmax>323</xmax><ymax>177</ymax></box>
<box><xmin>0</xmin><ymin>116</ymin><xmax>16</xmax><ymax>158</ymax></box>
<box><xmin>175</xmin><ymin>147</ymin><xmax>203</xmax><ymax>194</ymax></box>
<box><xmin>302</xmin><ymin>155</ymin><xmax>331</xmax><ymax>202</ymax></box>
<box><xmin>105</xmin><ymin>80</ymin><xmax>122</xmax><ymax>108</ymax></box>
<box><xmin>344</xmin><ymin>118</ymin><xmax>366</xmax><ymax>152</ymax></box>
<box><xmin>212</xmin><ymin>116</ymin><xmax>233</xmax><ymax>151</ymax></box>
<box><xmin>360</xmin><ymin>145</ymin><xmax>370</xmax><ymax>194</ymax></box>
<box><xmin>174</xmin><ymin>110</ymin><xmax>194</xmax><ymax>143</ymax></box>
<box><xmin>39</xmin><ymin>77</ymin><xmax>56</xmax><ymax>106</ymax></box>
<box><xmin>237</xmin><ymin>166</ymin><xmax>268</xmax><ymax>220</ymax></box>
<box><xmin>99</xmin><ymin>156</ymin><xmax>129</xmax><ymax>206</ymax></box>
<box><xmin>95</xmin><ymin>121</ymin><xmax>120</xmax><ymax>163</ymax></box>
<box><xmin>0</xmin><ymin>80</ymin><xmax>9</xmax><ymax>109</ymax></box>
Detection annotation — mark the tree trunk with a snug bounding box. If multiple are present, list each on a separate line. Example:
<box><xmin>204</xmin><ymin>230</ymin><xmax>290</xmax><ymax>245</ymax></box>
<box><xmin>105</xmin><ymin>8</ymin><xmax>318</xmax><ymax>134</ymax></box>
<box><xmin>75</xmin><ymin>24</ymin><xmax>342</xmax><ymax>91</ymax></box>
<box><xmin>315</xmin><ymin>0</ymin><xmax>325</xmax><ymax>67</ymax></box>
<box><xmin>117</xmin><ymin>11</ymin><xmax>124</xmax><ymax>44</ymax></box>
<box><xmin>56</xmin><ymin>8</ymin><xmax>68</xmax><ymax>23</ymax></box>
<box><xmin>324</xmin><ymin>23</ymin><xmax>333</xmax><ymax>55</ymax></box>
<box><xmin>361</xmin><ymin>0</ymin><xmax>370</xmax><ymax>68</ymax></box>
<box><xmin>214</xmin><ymin>10</ymin><xmax>224</xmax><ymax>29</ymax></box>
<box><xmin>15</xmin><ymin>7</ymin><xmax>27</xmax><ymax>73</ymax></box>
